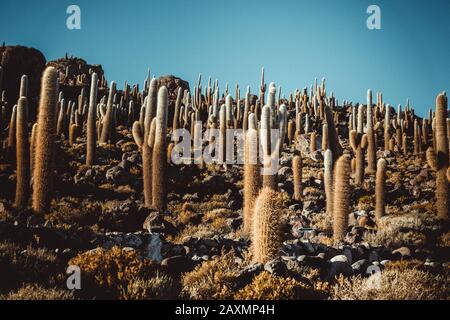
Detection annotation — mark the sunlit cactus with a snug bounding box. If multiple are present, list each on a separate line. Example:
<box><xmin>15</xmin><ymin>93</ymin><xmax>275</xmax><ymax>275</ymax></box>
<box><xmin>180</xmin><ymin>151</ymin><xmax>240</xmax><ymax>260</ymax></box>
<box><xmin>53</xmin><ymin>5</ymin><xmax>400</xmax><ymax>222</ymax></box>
<box><xmin>375</xmin><ymin>158</ymin><xmax>387</xmax><ymax>221</ymax></box>
<box><xmin>243</xmin><ymin>126</ymin><xmax>260</xmax><ymax>234</ymax></box>
<box><xmin>426</xmin><ymin>93</ymin><xmax>449</xmax><ymax>220</ymax></box>
<box><xmin>32</xmin><ymin>67</ymin><xmax>59</xmax><ymax>215</ymax></box>
<box><xmin>15</xmin><ymin>97</ymin><xmax>29</xmax><ymax>209</ymax></box>
<box><xmin>86</xmin><ymin>73</ymin><xmax>98</xmax><ymax>165</ymax></box>
<box><xmin>252</xmin><ymin>187</ymin><xmax>283</xmax><ymax>264</ymax></box>
<box><xmin>333</xmin><ymin>154</ymin><xmax>350</xmax><ymax>242</ymax></box>
<box><xmin>152</xmin><ymin>86</ymin><xmax>169</xmax><ymax>212</ymax></box>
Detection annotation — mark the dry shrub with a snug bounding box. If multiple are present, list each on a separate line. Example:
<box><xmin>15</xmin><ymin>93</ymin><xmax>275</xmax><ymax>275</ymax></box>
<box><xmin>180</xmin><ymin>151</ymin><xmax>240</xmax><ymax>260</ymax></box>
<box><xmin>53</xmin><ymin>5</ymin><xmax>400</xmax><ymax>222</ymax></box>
<box><xmin>364</xmin><ymin>213</ymin><xmax>436</xmax><ymax>248</ymax></box>
<box><xmin>124</xmin><ymin>273</ymin><xmax>176</xmax><ymax>300</ymax></box>
<box><xmin>0</xmin><ymin>241</ymin><xmax>61</xmax><ymax>292</ymax></box>
<box><xmin>181</xmin><ymin>251</ymin><xmax>238</xmax><ymax>300</ymax></box>
<box><xmin>2</xmin><ymin>284</ymin><xmax>74</xmax><ymax>300</ymax></box>
<box><xmin>311</xmin><ymin>212</ymin><xmax>333</xmax><ymax>233</ymax></box>
<box><xmin>69</xmin><ymin>246</ymin><xmax>158</xmax><ymax>299</ymax></box>
<box><xmin>332</xmin><ymin>269</ymin><xmax>449</xmax><ymax>300</ymax></box>
<box><xmin>234</xmin><ymin>271</ymin><xmax>326</xmax><ymax>300</ymax></box>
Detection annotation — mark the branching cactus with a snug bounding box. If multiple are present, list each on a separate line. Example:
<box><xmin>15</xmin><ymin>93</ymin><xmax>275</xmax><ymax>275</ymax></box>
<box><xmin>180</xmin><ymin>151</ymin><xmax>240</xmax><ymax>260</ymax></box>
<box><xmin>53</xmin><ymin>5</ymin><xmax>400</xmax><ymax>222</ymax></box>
<box><xmin>99</xmin><ymin>81</ymin><xmax>116</xmax><ymax>144</ymax></box>
<box><xmin>292</xmin><ymin>154</ymin><xmax>302</xmax><ymax>201</ymax></box>
<box><xmin>243</xmin><ymin>126</ymin><xmax>260</xmax><ymax>234</ymax></box>
<box><xmin>132</xmin><ymin>78</ymin><xmax>157</xmax><ymax>207</ymax></box>
<box><xmin>152</xmin><ymin>86</ymin><xmax>169</xmax><ymax>212</ymax></box>
<box><xmin>350</xmin><ymin>130</ymin><xmax>367</xmax><ymax>185</ymax></box>
<box><xmin>375</xmin><ymin>158</ymin><xmax>387</xmax><ymax>222</ymax></box>
<box><xmin>426</xmin><ymin>93</ymin><xmax>449</xmax><ymax>220</ymax></box>
<box><xmin>15</xmin><ymin>97</ymin><xmax>29</xmax><ymax>209</ymax></box>
<box><xmin>252</xmin><ymin>187</ymin><xmax>283</xmax><ymax>264</ymax></box>
<box><xmin>333</xmin><ymin>154</ymin><xmax>350</xmax><ymax>243</ymax></box>
<box><xmin>86</xmin><ymin>73</ymin><xmax>98</xmax><ymax>165</ymax></box>
<box><xmin>32</xmin><ymin>67</ymin><xmax>58</xmax><ymax>215</ymax></box>
<box><xmin>324</xmin><ymin>149</ymin><xmax>333</xmax><ymax>216</ymax></box>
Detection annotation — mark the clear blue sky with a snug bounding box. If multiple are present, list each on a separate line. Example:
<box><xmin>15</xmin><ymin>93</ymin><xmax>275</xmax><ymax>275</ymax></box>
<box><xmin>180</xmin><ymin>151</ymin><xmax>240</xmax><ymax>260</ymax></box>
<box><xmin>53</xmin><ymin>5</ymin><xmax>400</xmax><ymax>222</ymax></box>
<box><xmin>1</xmin><ymin>0</ymin><xmax>449</xmax><ymax>116</ymax></box>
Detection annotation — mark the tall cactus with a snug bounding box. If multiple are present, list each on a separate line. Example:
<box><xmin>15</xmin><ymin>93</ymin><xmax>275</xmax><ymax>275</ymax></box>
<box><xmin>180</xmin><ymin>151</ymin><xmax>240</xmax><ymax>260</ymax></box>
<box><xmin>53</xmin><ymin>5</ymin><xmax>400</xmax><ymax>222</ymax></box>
<box><xmin>375</xmin><ymin>158</ymin><xmax>387</xmax><ymax>221</ymax></box>
<box><xmin>333</xmin><ymin>154</ymin><xmax>350</xmax><ymax>242</ymax></box>
<box><xmin>426</xmin><ymin>93</ymin><xmax>449</xmax><ymax>220</ymax></box>
<box><xmin>260</xmin><ymin>105</ymin><xmax>277</xmax><ymax>189</ymax></box>
<box><xmin>292</xmin><ymin>154</ymin><xmax>302</xmax><ymax>201</ymax></box>
<box><xmin>324</xmin><ymin>149</ymin><xmax>333</xmax><ymax>216</ymax></box>
<box><xmin>152</xmin><ymin>86</ymin><xmax>169</xmax><ymax>212</ymax></box>
<box><xmin>15</xmin><ymin>97</ymin><xmax>29</xmax><ymax>209</ymax></box>
<box><xmin>350</xmin><ymin>130</ymin><xmax>367</xmax><ymax>185</ymax></box>
<box><xmin>86</xmin><ymin>73</ymin><xmax>98</xmax><ymax>165</ymax></box>
<box><xmin>132</xmin><ymin>79</ymin><xmax>157</xmax><ymax>207</ymax></box>
<box><xmin>252</xmin><ymin>187</ymin><xmax>282</xmax><ymax>264</ymax></box>
<box><xmin>366</xmin><ymin>89</ymin><xmax>376</xmax><ymax>173</ymax></box>
<box><xmin>243</xmin><ymin>126</ymin><xmax>260</xmax><ymax>234</ymax></box>
<box><xmin>32</xmin><ymin>67</ymin><xmax>58</xmax><ymax>215</ymax></box>
<box><xmin>99</xmin><ymin>81</ymin><xmax>116</xmax><ymax>144</ymax></box>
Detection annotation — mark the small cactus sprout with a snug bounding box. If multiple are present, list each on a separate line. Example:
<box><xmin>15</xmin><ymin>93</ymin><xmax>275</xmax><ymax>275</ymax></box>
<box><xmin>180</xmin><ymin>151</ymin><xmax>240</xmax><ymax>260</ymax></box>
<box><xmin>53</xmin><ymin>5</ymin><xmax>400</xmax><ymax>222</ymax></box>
<box><xmin>375</xmin><ymin>158</ymin><xmax>387</xmax><ymax>221</ymax></box>
<box><xmin>292</xmin><ymin>154</ymin><xmax>302</xmax><ymax>201</ymax></box>
<box><xmin>32</xmin><ymin>67</ymin><xmax>59</xmax><ymax>215</ymax></box>
<box><xmin>86</xmin><ymin>73</ymin><xmax>98</xmax><ymax>165</ymax></box>
<box><xmin>324</xmin><ymin>149</ymin><xmax>333</xmax><ymax>216</ymax></box>
<box><xmin>333</xmin><ymin>154</ymin><xmax>351</xmax><ymax>243</ymax></box>
<box><xmin>252</xmin><ymin>187</ymin><xmax>283</xmax><ymax>264</ymax></box>
<box><xmin>243</xmin><ymin>127</ymin><xmax>260</xmax><ymax>234</ymax></box>
<box><xmin>152</xmin><ymin>86</ymin><xmax>169</xmax><ymax>212</ymax></box>
<box><xmin>426</xmin><ymin>93</ymin><xmax>449</xmax><ymax>220</ymax></box>
<box><xmin>15</xmin><ymin>97</ymin><xmax>29</xmax><ymax>209</ymax></box>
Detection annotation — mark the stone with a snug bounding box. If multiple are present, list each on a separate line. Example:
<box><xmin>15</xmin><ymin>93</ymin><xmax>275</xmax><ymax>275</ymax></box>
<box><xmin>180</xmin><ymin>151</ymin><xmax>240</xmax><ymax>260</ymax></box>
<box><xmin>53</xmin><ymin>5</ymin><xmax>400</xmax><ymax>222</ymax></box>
<box><xmin>264</xmin><ymin>259</ymin><xmax>287</xmax><ymax>276</ymax></box>
<box><xmin>326</xmin><ymin>261</ymin><xmax>354</xmax><ymax>281</ymax></box>
<box><xmin>145</xmin><ymin>233</ymin><xmax>162</xmax><ymax>262</ymax></box>
<box><xmin>330</xmin><ymin>255</ymin><xmax>348</xmax><ymax>263</ymax></box>
<box><xmin>161</xmin><ymin>255</ymin><xmax>194</xmax><ymax>275</ymax></box>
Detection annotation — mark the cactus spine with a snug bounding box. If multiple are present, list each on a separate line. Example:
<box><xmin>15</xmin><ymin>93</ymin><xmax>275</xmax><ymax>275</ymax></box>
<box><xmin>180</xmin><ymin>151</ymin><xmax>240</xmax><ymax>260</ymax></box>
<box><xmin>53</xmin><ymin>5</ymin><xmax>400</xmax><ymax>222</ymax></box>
<box><xmin>426</xmin><ymin>93</ymin><xmax>449</xmax><ymax>220</ymax></box>
<box><xmin>32</xmin><ymin>67</ymin><xmax>58</xmax><ymax>215</ymax></box>
<box><xmin>292</xmin><ymin>155</ymin><xmax>302</xmax><ymax>201</ymax></box>
<box><xmin>252</xmin><ymin>187</ymin><xmax>282</xmax><ymax>264</ymax></box>
<box><xmin>333</xmin><ymin>155</ymin><xmax>350</xmax><ymax>242</ymax></box>
<box><xmin>86</xmin><ymin>73</ymin><xmax>98</xmax><ymax>165</ymax></box>
<box><xmin>15</xmin><ymin>97</ymin><xmax>29</xmax><ymax>209</ymax></box>
<box><xmin>152</xmin><ymin>86</ymin><xmax>169</xmax><ymax>212</ymax></box>
<box><xmin>243</xmin><ymin>126</ymin><xmax>260</xmax><ymax>234</ymax></box>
